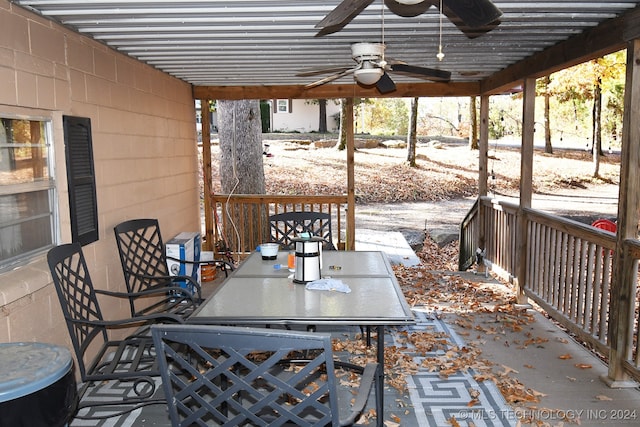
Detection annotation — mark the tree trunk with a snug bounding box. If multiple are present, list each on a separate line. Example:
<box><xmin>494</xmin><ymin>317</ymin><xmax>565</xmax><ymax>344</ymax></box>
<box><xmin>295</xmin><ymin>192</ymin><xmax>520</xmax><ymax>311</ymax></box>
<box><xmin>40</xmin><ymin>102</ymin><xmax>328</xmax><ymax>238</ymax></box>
<box><xmin>318</xmin><ymin>99</ymin><xmax>327</xmax><ymax>133</ymax></box>
<box><xmin>407</xmin><ymin>97</ymin><xmax>419</xmax><ymax>166</ymax></box>
<box><xmin>543</xmin><ymin>76</ymin><xmax>553</xmax><ymax>154</ymax></box>
<box><xmin>337</xmin><ymin>99</ymin><xmax>348</xmax><ymax>151</ymax></box>
<box><xmin>468</xmin><ymin>96</ymin><xmax>478</xmax><ymax>150</ymax></box>
<box><xmin>592</xmin><ymin>79</ymin><xmax>602</xmax><ymax>178</ymax></box>
<box><xmin>217</xmin><ymin>100</ymin><xmax>267</xmax><ymax>249</ymax></box>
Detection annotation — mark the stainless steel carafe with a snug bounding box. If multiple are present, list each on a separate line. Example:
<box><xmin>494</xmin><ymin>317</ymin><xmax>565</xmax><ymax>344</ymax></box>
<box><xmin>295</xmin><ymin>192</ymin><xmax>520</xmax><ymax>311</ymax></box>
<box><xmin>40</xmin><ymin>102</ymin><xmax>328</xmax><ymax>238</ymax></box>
<box><xmin>292</xmin><ymin>237</ymin><xmax>323</xmax><ymax>284</ymax></box>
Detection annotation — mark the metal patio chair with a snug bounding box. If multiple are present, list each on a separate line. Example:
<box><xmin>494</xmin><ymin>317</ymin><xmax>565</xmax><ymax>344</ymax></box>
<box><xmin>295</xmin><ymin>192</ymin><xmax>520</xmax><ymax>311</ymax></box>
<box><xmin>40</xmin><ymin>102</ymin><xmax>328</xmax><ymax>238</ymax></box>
<box><xmin>47</xmin><ymin>242</ymin><xmax>183</xmax><ymax>417</ymax></box>
<box><xmin>114</xmin><ymin>218</ymin><xmax>233</xmax><ymax>319</ymax></box>
<box><xmin>151</xmin><ymin>324</ymin><xmax>379</xmax><ymax>427</ymax></box>
<box><xmin>269</xmin><ymin>211</ymin><xmax>336</xmax><ymax>250</ymax></box>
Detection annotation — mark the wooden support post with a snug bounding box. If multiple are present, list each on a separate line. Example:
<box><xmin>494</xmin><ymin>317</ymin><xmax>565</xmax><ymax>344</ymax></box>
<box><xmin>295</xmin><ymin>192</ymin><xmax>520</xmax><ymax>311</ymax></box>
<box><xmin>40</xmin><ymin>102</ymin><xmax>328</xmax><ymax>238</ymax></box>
<box><xmin>605</xmin><ymin>38</ymin><xmax>640</xmax><ymax>386</ymax></box>
<box><xmin>516</xmin><ymin>78</ymin><xmax>536</xmax><ymax>305</ymax></box>
<box><xmin>201</xmin><ymin>99</ymin><xmax>215</xmax><ymax>252</ymax></box>
<box><xmin>477</xmin><ymin>95</ymin><xmax>490</xmax><ymax>256</ymax></box>
<box><xmin>346</xmin><ymin>98</ymin><xmax>356</xmax><ymax>250</ymax></box>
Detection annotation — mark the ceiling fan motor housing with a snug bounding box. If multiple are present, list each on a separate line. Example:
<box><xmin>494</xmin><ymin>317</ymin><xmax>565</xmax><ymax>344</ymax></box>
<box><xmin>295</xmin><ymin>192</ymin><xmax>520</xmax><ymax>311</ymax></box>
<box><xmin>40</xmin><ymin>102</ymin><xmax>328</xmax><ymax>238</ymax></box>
<box><xmin>351</xmin><ymin>42</ymin><xmax>385</xmax><ymax>61</ymax></box>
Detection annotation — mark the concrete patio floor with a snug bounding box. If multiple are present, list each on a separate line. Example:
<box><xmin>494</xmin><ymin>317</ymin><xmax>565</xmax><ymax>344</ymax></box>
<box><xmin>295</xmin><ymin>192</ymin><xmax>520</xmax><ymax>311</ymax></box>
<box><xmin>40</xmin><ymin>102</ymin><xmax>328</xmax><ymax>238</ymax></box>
<box><xmin>437</xmin><ymin>272</ymin><xmax>640</xmax><ymax>427</ymax></box>
<box><xmin>70</xmin><ymin>231</ymin><xmax>640</xmax><ymax>426</ymax></box>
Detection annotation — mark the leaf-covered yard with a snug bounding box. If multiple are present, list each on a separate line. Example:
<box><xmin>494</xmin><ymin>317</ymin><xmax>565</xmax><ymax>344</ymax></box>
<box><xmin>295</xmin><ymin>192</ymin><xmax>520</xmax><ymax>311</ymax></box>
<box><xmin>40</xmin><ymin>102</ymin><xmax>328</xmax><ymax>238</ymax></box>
<box><xmin>209</xmin><ymin>135</ymin><xmax>620</xmax><ymax>204</ymax></box>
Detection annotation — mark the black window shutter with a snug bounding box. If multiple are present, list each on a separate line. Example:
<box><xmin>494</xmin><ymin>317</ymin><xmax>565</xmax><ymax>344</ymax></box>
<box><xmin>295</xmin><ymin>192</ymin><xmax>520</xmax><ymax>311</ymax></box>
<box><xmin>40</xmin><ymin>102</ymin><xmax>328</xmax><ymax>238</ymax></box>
<box><xmin>63</xmin><ymin>116</ymin><xmax>99</xmax><ymax>245</ymax></box>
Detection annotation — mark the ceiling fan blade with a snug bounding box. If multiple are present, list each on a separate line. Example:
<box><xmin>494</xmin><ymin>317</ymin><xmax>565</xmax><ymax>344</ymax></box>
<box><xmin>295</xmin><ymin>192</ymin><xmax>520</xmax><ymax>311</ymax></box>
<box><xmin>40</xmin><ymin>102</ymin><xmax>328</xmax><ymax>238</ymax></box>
<box><xmin>384</xmin><ymin>0</ymin><xmax>432</xmax><ymax>17</ymax></box>
<box><xmin>315</xmin><ymin>0</ymin><xmax>374</xmax><ymax>37</ymax></box>
<box><xmin>389</xmin><ymin>63</ymin><xmax>451</xmax><ymax>82</ymax></box>
<box><xmin>304</xmin><ymin>67</ymin><xmax>358</xmax><ymax>89</ymax></box>
<box><xmin>441</xmin><ymin>0</ymin><xmax>502</xmax><ymax>29</ymax></box>
<box><xmin>376</xmin><ymin>72</ymin><xmax>397</xmax><ymax>94</ymax></box>
<box><xmin>297</xmin><ymin>65</ymin><xmax>353</xmax><ymax>78</ymax></box>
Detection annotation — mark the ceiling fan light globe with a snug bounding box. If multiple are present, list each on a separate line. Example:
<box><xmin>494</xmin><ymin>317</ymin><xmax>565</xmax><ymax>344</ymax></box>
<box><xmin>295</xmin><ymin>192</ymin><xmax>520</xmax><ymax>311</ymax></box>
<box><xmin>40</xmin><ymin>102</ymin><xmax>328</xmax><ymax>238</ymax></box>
<box><xmin>354</xmin><ymin>67</ymin><xmax>383</xmax><ymax>85</ymax></box>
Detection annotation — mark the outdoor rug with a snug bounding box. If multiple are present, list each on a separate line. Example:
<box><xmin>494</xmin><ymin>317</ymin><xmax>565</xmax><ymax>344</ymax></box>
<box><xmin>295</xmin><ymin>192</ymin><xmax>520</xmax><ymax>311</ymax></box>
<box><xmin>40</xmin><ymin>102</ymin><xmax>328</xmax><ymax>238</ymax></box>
<box><xmin>70</xmin><ymin>311</ymin><xmax>517</xmax><ymax>426</ymax></box>
<box><xmin>388</xmin><ymin>309</ymin><xmax>518</xmax><ymax>427</ymax></box>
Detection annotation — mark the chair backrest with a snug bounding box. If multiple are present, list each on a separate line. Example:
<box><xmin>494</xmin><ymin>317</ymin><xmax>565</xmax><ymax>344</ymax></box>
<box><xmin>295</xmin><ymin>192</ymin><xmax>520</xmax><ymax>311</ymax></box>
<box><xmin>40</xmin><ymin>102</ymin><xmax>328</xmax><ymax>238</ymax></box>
<box><xmin>151</xmin><ymin>324</ymin><xmax>340</xmax><ymax>427</ymax></box>
<box><xmin>47</xmin><ymin>243</ymin><xmax>108</xmax><ymax>380</ymax></box>
<box><xmin>114</xmin><ymin>219</ymin><xmax>171</xmax><ymax>309</ymax></box>
<box><xmin>269</xmin><ymin>211</ymin><xmax>335</xmax><ymax>250</ymax></box>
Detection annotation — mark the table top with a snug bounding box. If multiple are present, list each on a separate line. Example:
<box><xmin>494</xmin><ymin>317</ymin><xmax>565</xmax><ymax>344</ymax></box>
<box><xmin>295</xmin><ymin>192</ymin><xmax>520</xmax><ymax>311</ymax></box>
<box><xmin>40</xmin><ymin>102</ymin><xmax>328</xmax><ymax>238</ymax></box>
<box><xmin>190</xmin><ymin>251</ymin><xmax>414</xmax><ymax>326</ymax></box>
<box><xmin>234</xmin><ymin>250</ymin><xmax>395</xmax><ymax>278</ymax></box>
<box><xmin>0</xmin><ymin>342</ymin><xmax>73</xmax><ymax>402</ymax></box>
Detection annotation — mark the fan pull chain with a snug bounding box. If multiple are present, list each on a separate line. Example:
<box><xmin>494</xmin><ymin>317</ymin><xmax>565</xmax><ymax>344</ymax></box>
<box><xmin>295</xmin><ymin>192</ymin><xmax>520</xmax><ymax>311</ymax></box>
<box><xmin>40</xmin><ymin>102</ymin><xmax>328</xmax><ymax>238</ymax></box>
<box><xmin>437</xmin><ymin>0</ymin><xmax>445</xmax><ymax>61</ymax></box>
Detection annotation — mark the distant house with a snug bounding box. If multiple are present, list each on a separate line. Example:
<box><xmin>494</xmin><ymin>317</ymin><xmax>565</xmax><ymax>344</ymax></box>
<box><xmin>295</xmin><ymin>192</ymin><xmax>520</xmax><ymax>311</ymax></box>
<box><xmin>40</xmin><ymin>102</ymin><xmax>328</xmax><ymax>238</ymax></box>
<box><xmin>196</xmin><ymin>99</ymin><xmax>341</xmax><ymax>136</ymax></box>
<box><xmin>270</xmin><ymin>99</ymin><xmax>341</xmax><ymax>133</ymax></box>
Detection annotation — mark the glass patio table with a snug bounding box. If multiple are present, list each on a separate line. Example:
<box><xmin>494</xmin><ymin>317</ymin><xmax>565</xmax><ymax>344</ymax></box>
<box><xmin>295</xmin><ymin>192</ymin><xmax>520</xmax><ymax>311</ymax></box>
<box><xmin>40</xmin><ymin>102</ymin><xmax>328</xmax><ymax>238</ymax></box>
<box><xmin>188</xmin><ymin>250</ymin><xmax>415</xmax><ymax>427</ymax></box>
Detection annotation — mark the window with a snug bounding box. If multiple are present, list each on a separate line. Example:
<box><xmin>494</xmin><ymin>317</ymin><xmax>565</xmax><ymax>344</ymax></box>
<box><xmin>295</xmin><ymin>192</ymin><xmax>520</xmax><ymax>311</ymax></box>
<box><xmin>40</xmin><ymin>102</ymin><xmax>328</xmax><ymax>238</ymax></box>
<box><xmin>0</xmin><ymin>116</ymin><xmax>56</xmax><ymax>270</ymax></box>
<box><xmin>276</xmin><ymin>99</ymin><xmax>292</xmax><ymax>113</ymax></box>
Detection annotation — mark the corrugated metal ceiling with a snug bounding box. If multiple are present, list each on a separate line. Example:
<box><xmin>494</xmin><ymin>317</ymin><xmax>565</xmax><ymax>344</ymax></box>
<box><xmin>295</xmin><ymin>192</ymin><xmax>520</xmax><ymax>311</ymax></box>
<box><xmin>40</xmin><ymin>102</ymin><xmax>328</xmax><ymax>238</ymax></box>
<box><xmin>12</xmin><ymin>0</ymin><xmax>640</xmax><ymax>88</ymax></box>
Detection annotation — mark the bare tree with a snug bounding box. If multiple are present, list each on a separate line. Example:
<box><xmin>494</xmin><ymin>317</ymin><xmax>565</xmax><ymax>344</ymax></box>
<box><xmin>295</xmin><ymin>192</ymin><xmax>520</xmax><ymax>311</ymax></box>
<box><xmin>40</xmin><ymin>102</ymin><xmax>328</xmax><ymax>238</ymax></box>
<box><xmin>542</xmin><ymin>76</ymin><xmax>553</xmax><ymax>154</ymax></box>
<box><xmin>407</xmin><ymin>97</ymin><xmax>419</xmax><ymax>166</ymax></box>
<box><xmin>217</xmin><ymin>100</ymin><xmax>267</xmax><ymax>249</ymax></box>
<box><xmin>337</xmin><ymin>99</ymin><xmax>348</xmax><ymax>151</ymax></box>
<box><xmin>468</xmin><ymin>96</ymin><xmax>478</xmax><ymax>150</ymax></box>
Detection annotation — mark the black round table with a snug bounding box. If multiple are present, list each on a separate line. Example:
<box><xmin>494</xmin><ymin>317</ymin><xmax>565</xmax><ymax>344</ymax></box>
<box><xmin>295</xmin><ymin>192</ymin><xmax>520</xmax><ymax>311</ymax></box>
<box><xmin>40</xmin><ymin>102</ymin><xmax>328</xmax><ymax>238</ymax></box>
<box><xmin>0</xmin><ymin>342</ymin><xmax>78</xmax><ymax>426</ymax></box>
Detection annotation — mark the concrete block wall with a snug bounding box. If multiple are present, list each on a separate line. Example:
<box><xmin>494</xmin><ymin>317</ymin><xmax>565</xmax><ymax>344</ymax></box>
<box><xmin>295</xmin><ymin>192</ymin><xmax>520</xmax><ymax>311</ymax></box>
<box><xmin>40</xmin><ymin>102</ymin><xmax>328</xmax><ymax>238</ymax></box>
<box><xmin>0</xmin><ymin>0</ymin><xmax>200</xmax><ymax>358</ymax></box>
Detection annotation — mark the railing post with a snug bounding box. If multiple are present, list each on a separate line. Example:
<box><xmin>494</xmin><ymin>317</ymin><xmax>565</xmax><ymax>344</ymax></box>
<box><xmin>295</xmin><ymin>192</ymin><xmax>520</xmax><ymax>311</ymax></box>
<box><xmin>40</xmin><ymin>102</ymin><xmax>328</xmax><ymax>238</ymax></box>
<box><xmin>346</xmin><ymin>98</ymin><xmax>356</xmax><ymax>251</ymax></box>
<box><xmin>515</xmin><ymin>77</ymin><xmax>536</xmax><ymax>305</ymax></box>
<box><xmin>605</xmin><ymin>38</ymin><xmax>640</xmax><ymax>386</ymax></box>
<box><xmin>477</xmin><ymin>95</ymin><xmax>490</xmax><ymax>265</ymax></box>
<box><xmin>201</xmin><ymin>98</ymin><xmax>215</xmax><ymax>251</ymax></box>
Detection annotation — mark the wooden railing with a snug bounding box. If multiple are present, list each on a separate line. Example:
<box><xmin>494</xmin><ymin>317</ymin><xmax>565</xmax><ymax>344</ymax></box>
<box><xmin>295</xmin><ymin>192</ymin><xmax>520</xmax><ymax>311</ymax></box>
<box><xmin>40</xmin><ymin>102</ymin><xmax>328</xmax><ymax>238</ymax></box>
<box><xmin>461</xmin><ymin>196</ymin><xmax>640</xmax><ymax>382</ymax></box>
<box><xmin>459</xmin><ymin>198</ymin><xmax>478</xmax><ymax>271</ymax></box>
<box><xmin>210</xmin><ymin>194</ymin><xmax>349</xmax><ymax>257</ymax></box>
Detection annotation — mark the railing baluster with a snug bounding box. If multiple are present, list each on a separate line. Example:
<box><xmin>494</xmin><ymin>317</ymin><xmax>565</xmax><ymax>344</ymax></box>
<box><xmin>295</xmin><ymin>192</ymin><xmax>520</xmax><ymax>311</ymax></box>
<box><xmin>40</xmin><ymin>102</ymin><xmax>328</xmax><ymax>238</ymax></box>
<box><xmin>211</xmin><ymin>194</ymin><xmax>348</xmax><ymax>257</ymax></box>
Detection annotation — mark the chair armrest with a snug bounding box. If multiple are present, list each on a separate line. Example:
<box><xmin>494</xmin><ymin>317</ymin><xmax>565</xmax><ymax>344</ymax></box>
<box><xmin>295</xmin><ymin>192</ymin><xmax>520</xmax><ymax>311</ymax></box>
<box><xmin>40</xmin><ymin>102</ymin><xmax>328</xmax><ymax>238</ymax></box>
<box><xmin>125</xmin><ymin>271</ymin><xmax>202</xmax><ymax>300</ymax></box>
<box><xmin>95</xmin><ymin>286</ymin><xmax>199</xmax><ymax>303</ymax></box>
<box><xmin>67</xmin><ymin>311</ymin><xmax>185</xmax><ymax>328</ymax></box>
<box><xmin>165</xmin><ymin>256</ymin><xmax>235</xmax><ymax>271</ymax></box>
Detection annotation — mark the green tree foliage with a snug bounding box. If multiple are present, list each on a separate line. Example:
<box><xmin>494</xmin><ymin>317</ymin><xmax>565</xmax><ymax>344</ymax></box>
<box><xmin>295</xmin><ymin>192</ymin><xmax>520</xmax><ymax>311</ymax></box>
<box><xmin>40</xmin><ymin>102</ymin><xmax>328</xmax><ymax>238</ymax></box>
<box><xmin>548</xmin><ymin>50</ymin><xmax>625</xmax><ymax>150</ymax></box>
<box><xmin>365</xmin><ymin>98</ymin><xmax>409</xmax><ymax>136</ymax></box>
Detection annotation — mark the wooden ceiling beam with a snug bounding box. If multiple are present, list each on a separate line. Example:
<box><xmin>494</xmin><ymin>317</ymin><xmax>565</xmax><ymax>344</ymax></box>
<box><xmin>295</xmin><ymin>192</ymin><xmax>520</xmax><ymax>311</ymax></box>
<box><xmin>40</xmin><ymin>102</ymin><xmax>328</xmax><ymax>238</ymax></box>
<box><xmin>481</xmin><ymin>6</ymin><xmax>640</xmax><ymax>95</ymax></box>
<box><xmin>192</xmin><ymin>81</ymin><xmax>480</xmax><ymax>100</ymax></box>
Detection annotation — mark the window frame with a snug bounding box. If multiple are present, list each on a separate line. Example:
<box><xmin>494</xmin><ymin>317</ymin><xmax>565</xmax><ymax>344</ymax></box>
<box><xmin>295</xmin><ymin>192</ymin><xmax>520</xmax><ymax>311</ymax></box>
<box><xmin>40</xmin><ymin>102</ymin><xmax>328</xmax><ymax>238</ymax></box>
<box><xmin>0</xmin><ymin>113</ymin><xmax>57</xmax><ymax>271</ymax></box>
<box><xmin>276</xmin><ymin>99</ymin><xmax>293</xmax><ymax>113</ymax></box>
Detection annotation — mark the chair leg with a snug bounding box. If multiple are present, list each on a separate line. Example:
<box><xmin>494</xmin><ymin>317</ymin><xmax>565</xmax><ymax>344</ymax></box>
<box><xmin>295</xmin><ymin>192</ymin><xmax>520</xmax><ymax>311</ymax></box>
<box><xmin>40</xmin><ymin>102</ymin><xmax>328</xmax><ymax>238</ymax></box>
<box><xmin>359</xmin><ymin>326</ymin><xmax>372</xmax><ymax>347</ymax></box>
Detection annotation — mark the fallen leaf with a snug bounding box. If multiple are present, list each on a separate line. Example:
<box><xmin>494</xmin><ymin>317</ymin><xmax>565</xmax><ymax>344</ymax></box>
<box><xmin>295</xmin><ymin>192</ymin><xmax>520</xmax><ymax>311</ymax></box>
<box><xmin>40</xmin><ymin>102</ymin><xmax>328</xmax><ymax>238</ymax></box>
<box><xmin>596</xmin><ymin>394</ymin><xmax>613</xmax><ymax>401</ymax></box>
<box><xmin>447</xmin><ymin>415</ymin><xmax>461</xmax><ymax>426</ymax></box>
<box><xmin>500</xmin><ymin>364</ymin><xmax>519</xmax><ymax>375</ymax></box>
<box><xmin>575</xmin><ymin>363</ymin><xmax>592</xmax><ymax>369</ymax></box>
<box><xmin>559</xmin><ymin>353</ymin><xmax>573</xmax><ymax>360</ymax></box>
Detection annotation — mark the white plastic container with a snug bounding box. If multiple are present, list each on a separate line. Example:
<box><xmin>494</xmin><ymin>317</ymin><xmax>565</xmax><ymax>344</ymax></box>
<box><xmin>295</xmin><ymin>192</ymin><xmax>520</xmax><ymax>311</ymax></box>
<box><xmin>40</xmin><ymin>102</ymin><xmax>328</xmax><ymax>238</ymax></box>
<box><xmin>259</xmin><ymin>243</ymin><xmax>279</xmax><ymax>260</ymax></box>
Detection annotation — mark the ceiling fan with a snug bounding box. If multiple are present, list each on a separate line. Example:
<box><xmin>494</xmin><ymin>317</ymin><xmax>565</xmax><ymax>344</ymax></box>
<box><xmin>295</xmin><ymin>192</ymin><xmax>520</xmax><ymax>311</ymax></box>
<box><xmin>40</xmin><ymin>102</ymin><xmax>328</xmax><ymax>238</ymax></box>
<box><xmin>316</xmin><ymin>0</ymin><xmax>502</xmax><ymax>38</ymax></box>
<box><xmin>298</xmin><ymin>42</ymin><xmax>450</xmax><ymax>94</ymax></box>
